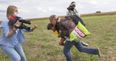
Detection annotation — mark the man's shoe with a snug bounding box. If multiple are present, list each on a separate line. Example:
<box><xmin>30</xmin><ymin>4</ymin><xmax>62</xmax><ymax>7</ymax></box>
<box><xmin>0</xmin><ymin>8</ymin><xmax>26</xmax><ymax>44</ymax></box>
<box><xmin>97</xmin><ymin>48</ymin><xmax>101</xmax><ymax>58</ymax></box>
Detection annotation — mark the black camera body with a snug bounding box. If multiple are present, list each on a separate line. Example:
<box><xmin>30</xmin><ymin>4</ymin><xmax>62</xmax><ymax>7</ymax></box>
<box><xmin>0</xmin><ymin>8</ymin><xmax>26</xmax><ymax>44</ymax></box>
<box><xmin>8</xmin><ymin>15</ymin><xmax>32</xmax><ymax>31</ymax></box>
<box><xmin>16</xmin><ymin>16</ymin><xmax>31</xmax><ymax>24</ymax></box>
<box><xmin>15</xmin><ymin>16</ymin><xmax>31</xmax><ymax>31</ymax></box>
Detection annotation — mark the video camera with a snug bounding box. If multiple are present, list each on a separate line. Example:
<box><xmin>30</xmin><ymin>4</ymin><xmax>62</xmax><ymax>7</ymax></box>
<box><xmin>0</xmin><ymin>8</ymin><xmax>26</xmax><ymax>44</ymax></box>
<box><xmin>16</xmin><ymin>16</ymin><xmax>31</xmax><ymax>24</ymax></box>
<box><xmin>15</xmin><ymin>16</ymin><xmax>31</xmax><ymax>31</ymax></box>
<box><xmin>8</xmin><ymin>15</ymin><xmax>31</xmax><ymax>31</ymax></box>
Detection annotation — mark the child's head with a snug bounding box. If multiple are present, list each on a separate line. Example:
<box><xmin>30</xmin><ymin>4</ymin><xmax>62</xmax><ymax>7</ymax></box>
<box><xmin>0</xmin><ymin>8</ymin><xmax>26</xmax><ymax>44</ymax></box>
<box><xmin>7</xmin><ymin>5</ymin><xmax>18</xmax><ymax>17</ymax></box>
<box><xmin>71</xmin><ymin>1</ymin><xmax>76</xmax><ymax>4</ymax></box>
<box><xmin>49</xmin><ymin>15</ymin><xmax>58</xmax><ymax>26</ymax></box>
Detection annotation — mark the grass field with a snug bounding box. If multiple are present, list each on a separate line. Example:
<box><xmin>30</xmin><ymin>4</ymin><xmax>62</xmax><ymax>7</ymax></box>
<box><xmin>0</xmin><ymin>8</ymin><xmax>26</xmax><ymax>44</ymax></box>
<box><xmin>0</xmin><ymin>14</ymin><xmax>116</xmax><ymax>61</ymax></box>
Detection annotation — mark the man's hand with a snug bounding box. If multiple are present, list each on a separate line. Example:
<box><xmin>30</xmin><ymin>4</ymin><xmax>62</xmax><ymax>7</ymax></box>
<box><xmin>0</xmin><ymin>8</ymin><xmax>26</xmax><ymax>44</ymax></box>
<box><xmin>31</xmin><ymin>24</ymin><xmax>37</xmax><ymax>31</ymax></box>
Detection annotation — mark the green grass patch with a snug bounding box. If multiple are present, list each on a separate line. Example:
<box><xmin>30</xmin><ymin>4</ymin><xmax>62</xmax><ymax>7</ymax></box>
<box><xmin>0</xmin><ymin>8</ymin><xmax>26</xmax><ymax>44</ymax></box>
<box><xmin>0</xmin><ymin>15</ymin><xmax>116</xmax><ymax>61</ymax></box>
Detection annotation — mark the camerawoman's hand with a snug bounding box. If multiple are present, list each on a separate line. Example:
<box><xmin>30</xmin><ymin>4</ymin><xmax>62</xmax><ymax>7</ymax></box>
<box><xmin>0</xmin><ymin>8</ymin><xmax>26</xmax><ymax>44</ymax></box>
<box><xmin>14</xmin><ymin>20</ymin><xmax>22</xmax><ymax>28</ymax></box>
<box><xmin>7</xmin><ymin>20</ymin><xmax>22</xmax><ymax>38</ymax></box>
<box><xmin>30</xmin><ymin>24</ymin><xmax>37</xmax><ymax>31</ymax></box>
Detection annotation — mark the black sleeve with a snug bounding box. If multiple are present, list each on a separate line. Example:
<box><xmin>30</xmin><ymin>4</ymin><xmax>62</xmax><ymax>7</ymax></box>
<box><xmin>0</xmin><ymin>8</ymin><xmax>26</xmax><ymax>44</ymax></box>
<box><xmin>47</xmin><ymin>23</ymin><xmax>53</xmax><ymax>30</ymax></box>
<box><xmin>70</xmin><ymin>15</ymin><xmax>86</xmax><ymax>26</ymax></box>
<box><xmin>57</xmin><ymin>22</ymin><xmax>70</xmax><ymax>39</ymax></box>
<box><xmin>75</xmin><ymin>15</ymin><xmax>85</xmax><ymax>26</ymax></box>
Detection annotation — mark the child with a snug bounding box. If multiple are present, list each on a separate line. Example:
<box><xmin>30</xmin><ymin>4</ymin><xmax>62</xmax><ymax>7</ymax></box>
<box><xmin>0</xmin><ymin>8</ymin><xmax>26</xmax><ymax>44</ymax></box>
<box><xmin>67</xmin><ymin>1</ymin><xmax>85</xmax><ymax>26</ymax></box>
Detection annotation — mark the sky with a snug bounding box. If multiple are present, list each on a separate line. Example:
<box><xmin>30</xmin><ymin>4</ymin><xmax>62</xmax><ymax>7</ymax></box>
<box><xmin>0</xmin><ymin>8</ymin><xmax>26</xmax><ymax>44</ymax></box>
<box><xmin>0</xmin><ymin>0</ymin><xmax>116</xmax><ymax>19</ymax></box>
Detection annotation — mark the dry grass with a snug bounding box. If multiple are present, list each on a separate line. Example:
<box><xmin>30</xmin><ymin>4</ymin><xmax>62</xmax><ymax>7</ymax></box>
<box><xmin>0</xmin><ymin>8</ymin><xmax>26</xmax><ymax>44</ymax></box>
<box><xmin>0</xmin><ymin>15</ymin><xmax>116</xmax><ymax>61</ymax></box>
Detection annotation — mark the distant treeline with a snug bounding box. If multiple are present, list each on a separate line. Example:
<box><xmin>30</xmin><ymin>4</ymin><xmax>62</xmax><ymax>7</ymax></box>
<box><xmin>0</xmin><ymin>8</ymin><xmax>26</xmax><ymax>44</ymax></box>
<box><xmin>81</xmin><ymin>11</ymin><xmax>116</xmax><ymax>17</ymax></box>
<box><xmin>30</xmin><ymin>11</ymin><xmax>116</xmax><ymax>20</ymax></box>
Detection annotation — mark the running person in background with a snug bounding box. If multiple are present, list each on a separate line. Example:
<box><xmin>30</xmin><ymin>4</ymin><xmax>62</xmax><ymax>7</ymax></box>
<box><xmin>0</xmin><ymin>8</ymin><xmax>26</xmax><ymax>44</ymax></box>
<box><xmin>48</xmin><ymin>15</ymin><xmax>101</xmax><ymax>61</ymax></box>
<box><xmin>66</xmin><ymin>1</ymin><xmax>88</xmax><ymax>46</ymax></box>
<box><xmin>67</xmin><ymin>1</ymin><xmax>85</xmax><ymax>26</ymax></box>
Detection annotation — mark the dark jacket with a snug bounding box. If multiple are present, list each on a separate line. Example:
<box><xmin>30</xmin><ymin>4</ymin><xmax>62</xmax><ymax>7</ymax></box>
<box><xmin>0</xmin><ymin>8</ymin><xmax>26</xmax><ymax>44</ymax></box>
<box><xmin>55</xmin><ymin>19</ymin><xmax>75</xmax><ymax>39</ymax></box>
<box><xmin>70</xmin><ymin>15</ymin><xmax>85</xmax><ymax>26</ymax></box>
